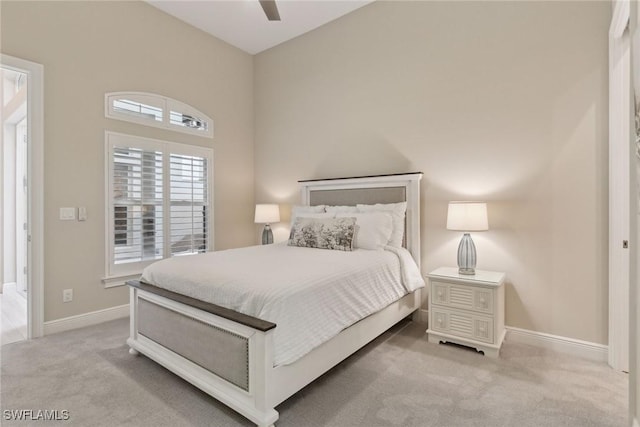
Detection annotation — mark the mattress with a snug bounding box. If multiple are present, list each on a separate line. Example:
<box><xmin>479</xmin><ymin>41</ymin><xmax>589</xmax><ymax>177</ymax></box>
<box><xmin>141</xmin><ymin>243</ymin><xmax>425</xmax><ymax>366</ymax></box>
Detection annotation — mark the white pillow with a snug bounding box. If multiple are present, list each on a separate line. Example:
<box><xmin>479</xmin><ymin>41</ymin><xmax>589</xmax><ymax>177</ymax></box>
<box><xmin>296</xmin><ymin>213</ymin><xmax>334</xmax><ymax>220</ymax></box>
<box><xmin>356</xmin><ymin>202</ymin><xmax>407</xmax><ymax>248</ymax></box>
<box><xmin>292</xmin><ymin>205</ymin><xmax>325</xmax><ymax>214</ymax></box>
<box><xmin>291</xmin><ymin>205</ymin><xmax>326</xmax><ymax>227</ymax></box>
<box><xmin>336</xmin><ymin>212</ymin><xmax>393</xmax><ymax>250</ymax></box>
<box><xmin>325</xmin><ymin>205</ymin><xmax>359</xmax><ymax>214</ymax></box>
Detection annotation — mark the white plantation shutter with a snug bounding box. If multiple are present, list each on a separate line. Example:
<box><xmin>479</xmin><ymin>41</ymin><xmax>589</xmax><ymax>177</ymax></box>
<box><xmin>106</xmin><ymin>132</ymin><xmax>213</xmax><ymax>277</ymax></box>
<box><xmin>169</xmin><ymin>154</ymin><xmax>209</xmax><ymax>256</ymax></box>
<box><xmin>112</xmin><ymin>147</ymin><xmax>164</xmax><ymax>265</ymax></box>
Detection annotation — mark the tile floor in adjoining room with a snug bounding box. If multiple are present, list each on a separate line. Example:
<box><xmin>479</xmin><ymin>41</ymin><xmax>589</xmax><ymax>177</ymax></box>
<box><xmin>1</xmin><ymin>284</ymin><xmax>27</xmax><ymax>345</ymax></box>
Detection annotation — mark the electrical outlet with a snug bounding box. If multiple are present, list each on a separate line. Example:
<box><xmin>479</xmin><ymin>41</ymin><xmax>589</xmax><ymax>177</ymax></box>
<box><xmin>63</xmin><ymin>288</ymin><xmax>73</xmax><ymax>303</ymax></box>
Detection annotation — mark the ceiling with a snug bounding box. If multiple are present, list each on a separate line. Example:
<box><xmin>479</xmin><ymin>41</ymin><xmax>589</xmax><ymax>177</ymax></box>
<box><xmin>147</xmin><ymin>0</ymin><xmax>374</xmax><ymax>55</ymax></box>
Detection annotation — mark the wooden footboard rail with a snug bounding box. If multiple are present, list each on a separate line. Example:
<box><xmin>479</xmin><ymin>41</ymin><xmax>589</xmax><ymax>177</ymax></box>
<box><xmin>127</xmin><ymin>280</ymin><xmax>279</xmax><ymax>427</ymax></box>
<box><xmin>127</xmin><ymin>281</ymin><xmax>276</xmax><ymax>332</ymax></box>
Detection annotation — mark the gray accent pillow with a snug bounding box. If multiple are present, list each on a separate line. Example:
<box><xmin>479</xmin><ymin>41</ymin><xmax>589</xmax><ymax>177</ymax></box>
<box><xmin>288</xmin><ymin>217</ymin><xmax>355</xmax><ymax>251</ymax></box>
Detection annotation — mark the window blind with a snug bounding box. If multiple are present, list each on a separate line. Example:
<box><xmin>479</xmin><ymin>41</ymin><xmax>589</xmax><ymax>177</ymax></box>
<box><xmin>112</xmin><ymin>147</ymin><xmax>164</xmax><ymax>265</ymax></box>
<box><xmin>169</xmin><ymin>154</ymin><xmax>208</xmax><ymax>256</ymax></box>
<box><xmin>106</xmin><ymin>132</ymin><xmax>213</xmax><ymax>277</ymax></box>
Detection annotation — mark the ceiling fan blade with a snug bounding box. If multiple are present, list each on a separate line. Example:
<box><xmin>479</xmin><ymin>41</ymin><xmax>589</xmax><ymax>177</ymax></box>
<box><xmin>259</xmin><ymin>0</ymin><xmax>281</xmax><ymax>21</ymax></box>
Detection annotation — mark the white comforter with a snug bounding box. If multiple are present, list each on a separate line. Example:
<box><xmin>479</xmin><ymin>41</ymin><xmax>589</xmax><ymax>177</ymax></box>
<box><xmin>141</xmin><ymin>243</ymin><xmax>424</xmax><ymax>366</ymax></box>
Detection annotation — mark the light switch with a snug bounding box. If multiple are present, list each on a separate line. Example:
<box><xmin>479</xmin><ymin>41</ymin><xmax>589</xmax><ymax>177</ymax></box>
<box><xmin>78</xmin><ymin>207</ymin><xmax>87</xmax><ymax>221</ymax></box>
<box><xmin>59</xmin><ymin>207</ymin><xmax>76</xmax><ymax>221</ymax></box>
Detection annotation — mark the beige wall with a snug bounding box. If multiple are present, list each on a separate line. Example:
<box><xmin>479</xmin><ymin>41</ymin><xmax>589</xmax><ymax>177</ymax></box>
<box><xmin>255</xmin><ymin>1</ymin><xmax>611</xmax><ymax>344</ymax></box>
<box><xmin>1</xmin><ymin>1</ymin><xmax>255</xmax><ymax>321</ymax></box>
<box><xmin>0</xmin><ymin>0</ymin><xmax>613</xmax><ymax>345</ymax></box>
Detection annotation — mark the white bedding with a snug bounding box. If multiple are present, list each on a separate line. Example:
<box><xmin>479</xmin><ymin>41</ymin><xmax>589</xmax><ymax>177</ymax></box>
<box><xmin>141</xmin><ymin>243</ymin><xmax>425</xmax><ymax>366</ymax></box>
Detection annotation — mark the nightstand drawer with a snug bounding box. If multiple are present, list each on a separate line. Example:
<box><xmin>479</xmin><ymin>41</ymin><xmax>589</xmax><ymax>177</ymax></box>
<box><xmin>431</xmin><ymin>281</ymin><xmax>494</xmax><ymax>315</ymax></box>
<box><xmin>431</xmin><ymin>308</ymin><xmax>494</xmax><ymax>344</ymax></box>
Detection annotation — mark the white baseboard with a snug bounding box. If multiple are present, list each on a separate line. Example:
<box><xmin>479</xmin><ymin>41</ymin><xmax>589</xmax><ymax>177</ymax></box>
<box><xmin>2</xmin><ymin>282</ymin><xmax>17</xmax><ymax>293</ymax></box>
<box><xmin>505</xmin><ymin>326</ymin><xmax>608</xmax><ymax>363</ymax></box>
<box><xmin>39</xmin><ymin>305</ymin><xmax>609</xmax><ymax>364</ymax></box>
<box><xmin>43</xmin><ymin>304</ymin><xmax>129</xmax><ymax>336</ymax></box>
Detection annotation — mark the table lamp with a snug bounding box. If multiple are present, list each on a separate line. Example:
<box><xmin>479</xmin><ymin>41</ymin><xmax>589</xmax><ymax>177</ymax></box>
<box><xmin>255</xmin><ymin>204</ymin><xmax>280</xmax><ymax>245</ymax></box>
<box><xmin>447</xmin><ymin>201</ymin><xmax>488</xmax><ymax>275</ymax></box>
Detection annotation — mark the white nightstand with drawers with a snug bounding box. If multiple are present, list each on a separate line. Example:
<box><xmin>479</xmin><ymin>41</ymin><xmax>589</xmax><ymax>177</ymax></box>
<box><xmin>426</xmin><ymin>267</ymin><xmax>506</xmax><ymax>357</ymax></box>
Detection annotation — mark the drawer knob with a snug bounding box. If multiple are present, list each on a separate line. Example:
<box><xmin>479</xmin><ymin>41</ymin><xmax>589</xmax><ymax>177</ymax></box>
<box><xmin>437</xmin><ymin>290</ymin><xmax>443</xmax><ymax>298</ymax></box>
<box><xmin>479</xmin><ymin>326</ymin><xmax>486</xmax><ymax>332</ymax></box>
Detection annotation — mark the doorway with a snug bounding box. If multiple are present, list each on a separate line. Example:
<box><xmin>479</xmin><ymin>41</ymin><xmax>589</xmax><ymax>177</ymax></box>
<box><xmin>0</xmin><ymin>54</ymin><xmax>44</xmax><ymax>342</ymax></box>
<box><xmin>1</xmin><ymin>67</ymin><xmax>28</xmax><ymax>344</ymax></box>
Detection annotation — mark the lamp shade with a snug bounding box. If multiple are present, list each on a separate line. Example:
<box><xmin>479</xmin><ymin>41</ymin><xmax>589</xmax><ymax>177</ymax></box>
<box><xmin>446</xmin><ymin>202</ymin><xmax>488</xmax><ymax>231</ymax></box>
<box><xmin>254</xmin><ymin>204</ymin><xmax>280</xmax><ymax>224</ymax></box>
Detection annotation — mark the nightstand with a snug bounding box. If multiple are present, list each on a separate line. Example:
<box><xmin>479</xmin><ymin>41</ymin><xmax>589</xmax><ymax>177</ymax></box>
<box><xmin>426</xmin><ymin>267</ymin><xmax>505</xmax><ymax>357</ymax></box>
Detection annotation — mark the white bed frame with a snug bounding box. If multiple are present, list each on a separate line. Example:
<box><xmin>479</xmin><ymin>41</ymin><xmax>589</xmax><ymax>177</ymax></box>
<box><xmin>127</xmin><ymin>172</ymin><xmax>423</xmax><ymax>427</ymax></box>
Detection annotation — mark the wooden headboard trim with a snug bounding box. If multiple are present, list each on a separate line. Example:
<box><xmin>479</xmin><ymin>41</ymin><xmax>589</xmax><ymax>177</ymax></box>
<box><xmin>298</xmin><ymin>171</ymin><xmax>423</xmax><ymax>183</ymax></box>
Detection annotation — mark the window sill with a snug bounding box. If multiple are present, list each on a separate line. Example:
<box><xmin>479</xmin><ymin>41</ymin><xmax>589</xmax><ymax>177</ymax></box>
<box><xmin>102</xmin><ymin>273</ymin><xmax>142</xmax><ymax>289</ymax></box>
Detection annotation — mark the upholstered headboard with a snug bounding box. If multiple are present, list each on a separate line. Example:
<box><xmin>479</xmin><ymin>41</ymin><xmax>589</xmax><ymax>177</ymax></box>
<box><xmin>298</xmin><ymin>173</ymin><xmax>423</xmax><ymax>267</ymax></box>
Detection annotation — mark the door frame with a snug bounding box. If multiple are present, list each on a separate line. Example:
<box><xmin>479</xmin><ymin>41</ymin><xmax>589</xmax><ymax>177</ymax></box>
<box><xmin>1</xmin><ymin>54</ymin><xmax>44</xmax><ymax>339</ymax></box>
<box><xmin>629</xmin><ymin>1</ymin><xmax>639</xmax><ymax>425</ymax></box>
<box><xmin>609</xmin><ymin>0</ymin><xmax>631</xmax><ymax>373</ymax></box>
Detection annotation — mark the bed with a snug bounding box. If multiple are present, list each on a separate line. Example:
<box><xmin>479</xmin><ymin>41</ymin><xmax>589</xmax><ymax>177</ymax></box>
<box><xmin>126</xmin><ymin>172</ymin><xmax>423</xmax><ymax>427</ymax></box>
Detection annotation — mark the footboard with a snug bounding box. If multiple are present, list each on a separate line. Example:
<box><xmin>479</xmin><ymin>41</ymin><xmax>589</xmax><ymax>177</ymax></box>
<box><xmin>127</xmin><ymin>281</ymin><xmax>279</xmax><ymax>427</ymax></box>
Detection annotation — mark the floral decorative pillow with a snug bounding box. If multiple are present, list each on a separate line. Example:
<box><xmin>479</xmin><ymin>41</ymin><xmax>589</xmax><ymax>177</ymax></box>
<box><xmin>288</xmin><ymin>217</ymin><xmax>356</xmax><ymax>251</ymax></box>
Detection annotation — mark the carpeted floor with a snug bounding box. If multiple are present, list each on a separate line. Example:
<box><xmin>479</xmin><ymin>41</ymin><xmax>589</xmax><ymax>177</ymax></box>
<box><xmin>0</xmin><ymin>318</ymin><xmax>628</xmax><ymax>426</ymax></box>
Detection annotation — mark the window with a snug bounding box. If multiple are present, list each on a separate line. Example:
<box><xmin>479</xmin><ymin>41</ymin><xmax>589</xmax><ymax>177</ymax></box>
<box><xmin>105</xmin><ymin>132</ymin><xmax>213</xmax><ymax>278</ymax></box>
<box><xmin>113</xmin><ymin>98</ymin><xmax>163</xmax><ymax>123</ymax></box>
<box><xmin>105</xmin><ymin>92</ymin><xmax>213</xmax><ymax>138</ymax></box>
